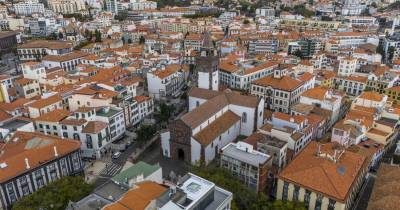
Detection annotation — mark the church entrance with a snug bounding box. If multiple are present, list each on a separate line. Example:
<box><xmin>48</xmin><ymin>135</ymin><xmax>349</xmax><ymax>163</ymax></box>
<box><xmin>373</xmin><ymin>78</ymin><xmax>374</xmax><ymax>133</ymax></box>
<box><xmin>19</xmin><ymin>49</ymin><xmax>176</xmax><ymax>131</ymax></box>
<box><xmin>178</xmin><ymin>148</ymin><xmax>185</xmax><ymax>161</ymax></box>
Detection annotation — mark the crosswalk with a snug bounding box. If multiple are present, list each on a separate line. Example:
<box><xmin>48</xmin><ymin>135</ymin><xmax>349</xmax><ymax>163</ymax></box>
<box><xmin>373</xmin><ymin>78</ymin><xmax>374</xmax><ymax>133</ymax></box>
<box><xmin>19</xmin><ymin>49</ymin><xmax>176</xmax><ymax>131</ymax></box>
<box><xmin>99</xmin><ymin>162</ymin><xmax>122</xmax><ymax>177</ymax></box>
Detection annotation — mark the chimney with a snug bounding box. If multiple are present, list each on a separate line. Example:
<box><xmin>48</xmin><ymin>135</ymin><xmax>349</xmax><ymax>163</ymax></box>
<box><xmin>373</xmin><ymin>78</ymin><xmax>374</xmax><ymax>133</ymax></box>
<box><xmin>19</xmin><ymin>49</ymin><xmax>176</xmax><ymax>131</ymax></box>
<box><xmin>25</xmin><ymin>158</ymin><xmax>30</xmax><ymax>169</ymax></box>
<box><xmin>54</xmin><ymin>146</ymin><xmax>59</xmax><ymax>157</ymax></box>
<box><xmin>317</xmin><ymin>144</ymin><xmax>321</xmax><ymax>156</ymax></box>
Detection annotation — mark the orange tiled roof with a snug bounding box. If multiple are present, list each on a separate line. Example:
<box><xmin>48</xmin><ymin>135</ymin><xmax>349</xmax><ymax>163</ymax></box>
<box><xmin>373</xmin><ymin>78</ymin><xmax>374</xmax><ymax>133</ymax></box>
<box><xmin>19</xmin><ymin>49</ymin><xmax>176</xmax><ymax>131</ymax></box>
<box><xmin>194</xmin><ymin>110</ymin><xmax>240</xmax><ymax>145</ymax></box>
<box><xmin>358</xmin><ymin>92</ymin><xmax>384</xmax><ymax>102</ymax></box>
<box><xmin>28</xmin><ymin>94</ymin><xmax>62</xmax><ymax>109</ymax></box>
<box><xmin>279</xmin><ymin>141</ymin><xmax>366</xmax><ymax>202</ymax></box>
<box><xmin>34</xmin><ymin>109</ymin><xmax>70</xmax><ymax>122</ymax></box>
<box><xmin>0</xmin><ymin>131</ymin><xmax>81</xmax><ymax>183</ymax></box>
<box><xmin>103</xmin><ymin>182</ymin><xmax>167</xmax><ymax>210</ymax></box>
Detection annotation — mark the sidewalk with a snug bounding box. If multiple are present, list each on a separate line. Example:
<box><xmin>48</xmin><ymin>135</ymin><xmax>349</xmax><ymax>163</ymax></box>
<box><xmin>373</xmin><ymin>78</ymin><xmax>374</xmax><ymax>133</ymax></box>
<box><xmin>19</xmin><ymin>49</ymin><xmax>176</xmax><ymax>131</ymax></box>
<box><xmin>84</xmin><ymin>161</ymin><xmax>106</xmax><ymax>184</ymax></box>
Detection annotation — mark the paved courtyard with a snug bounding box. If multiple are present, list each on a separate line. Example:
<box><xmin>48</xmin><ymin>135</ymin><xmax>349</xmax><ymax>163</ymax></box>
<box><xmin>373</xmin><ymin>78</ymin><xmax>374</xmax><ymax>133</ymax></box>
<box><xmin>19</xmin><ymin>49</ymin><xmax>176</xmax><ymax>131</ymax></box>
<box><xmin>135</xmin><ymin>140</ymin><xmax>189</xmax><ymax>179</ymax></box>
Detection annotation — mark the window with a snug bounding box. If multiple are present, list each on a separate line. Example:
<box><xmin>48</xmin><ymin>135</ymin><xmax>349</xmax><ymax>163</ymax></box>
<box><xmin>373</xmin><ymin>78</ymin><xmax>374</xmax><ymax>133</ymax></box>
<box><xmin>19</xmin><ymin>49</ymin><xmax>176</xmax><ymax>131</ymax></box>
<box><xmin>46</xmin><ymin>125</ymin><xmax>50</xmax><ymax>129</ymax></box>
<box><xmin>328</xmin><ymin>199</ymin><xmax>336</xmax><ymax>210</ymax></box>
<box><xmin>73</xmin><ymin>133</ymin><xmax>80</xmax><ymax>140</ymax></box>
<box><xmin>53</xmin><ymin>125</ymin><xmax>57</xmax><ymax>130</ymax></box>
<box><xmin>293</xmin><ymin>185</ymin><xmax>300</xmax><ymax>201</ymax></box>
<box><xmin>315</xmin><ymin>193</ymin><xmax>323</xmax><ymax>210</ymax></box>
<box><xmin>304</xmin><ymin>190</ymin><xmax>311</xmax><ymax>208</ymax></box>
<box><xmin>242</xmin><ymin>112</ymin><xmax>247</xmax><ymax>123</ymax></box>
<box><xmin>86</xmin><ymin>135</ymin><xmax>93</xmax><ymax>148</ymax></box>
<box><xmin>282</xmin><ymin>181</ymin><xmax>289</xmax><ymax>201</ymax></box>
<box><xmin>196</xmin><ymin>101</ymin><xmax>200</xmax><ymax>107</ymax></box>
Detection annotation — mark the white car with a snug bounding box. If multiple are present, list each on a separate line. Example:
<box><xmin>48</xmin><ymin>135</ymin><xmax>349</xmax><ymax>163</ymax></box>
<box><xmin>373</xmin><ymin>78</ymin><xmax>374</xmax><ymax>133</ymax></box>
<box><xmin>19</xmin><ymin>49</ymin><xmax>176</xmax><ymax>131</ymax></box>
<box><xmin>112</xmin><ymin>152</ymin><xmax>121</xmax><ymax>159</ymax></box>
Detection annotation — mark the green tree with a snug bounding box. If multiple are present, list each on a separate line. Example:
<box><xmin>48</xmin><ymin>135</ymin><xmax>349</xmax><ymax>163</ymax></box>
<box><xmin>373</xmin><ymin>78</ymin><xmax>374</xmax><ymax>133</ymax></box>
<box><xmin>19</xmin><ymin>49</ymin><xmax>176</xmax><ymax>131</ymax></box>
<box><xmin>292</xmin><ymin>49</ymin><xmax>303</xmax><ymax>58</ymax></box>
<box><xmin>58</xmin><ymin>31</ymin><xmax>64</xmax><ymax>39</ymax></box>
<box><xmin>293</xmin><ymin>5</ymin><xmax>315</xmax><ymax>18</ymax></box>
<box><xmin>388</xmin><ymin>46</ymin><xmax>395</xmax><ymax>62</ymax></box>
<box><xmin>94</xmin><ymin>29</ymin><xmax>102</xmax><ymax>42</ymax></box>
<box><xmin>48</xmin><ymin>32</ymin><xmax>58</xmax><ymax>40</ymax></box>
<box><xmin>12</xmin><ymin>176</ymin><xmax>93</xmax><ymax>210</ymax></box>
<box><xmin>139</xmin><ymin>35</ymin><xmax>145</xmax><ymax>44</ymax></box>
<box><xmin>157</xmin><ymin>102</ymin><xmax>175</xmax><ymax>123</ymax></box>
<box><xmin>115</xmin><ymin>10</ymin><xmax>128</xmax><ymax>21</ymax></box>
<box><xmin>136</xmin><ymin>124</ymin><xmax>157</xmax><ymax>147</ymax></box>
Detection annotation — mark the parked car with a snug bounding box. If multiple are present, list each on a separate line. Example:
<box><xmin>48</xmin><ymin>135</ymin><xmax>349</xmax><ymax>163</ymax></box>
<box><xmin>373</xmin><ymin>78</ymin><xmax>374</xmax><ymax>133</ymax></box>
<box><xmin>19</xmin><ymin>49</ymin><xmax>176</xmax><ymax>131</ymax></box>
<box><xmin>112</xmin><ymin>152</ymin><xmax>121</xmax><ymax>159</ymax></box>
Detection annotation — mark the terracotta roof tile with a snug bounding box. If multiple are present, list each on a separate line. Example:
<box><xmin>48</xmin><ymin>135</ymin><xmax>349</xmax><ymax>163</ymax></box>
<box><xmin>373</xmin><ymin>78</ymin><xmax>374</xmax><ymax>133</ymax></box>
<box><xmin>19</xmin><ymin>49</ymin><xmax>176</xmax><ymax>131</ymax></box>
<box><xmin>278</xmin><ymin>142</ymin><xmax>366</xmax><ymax>202</ymax></box>
<box><xmin>82</xmin><ymin>121</ymin><xmax>108</xmax><ymax>134</ymax></box>
<box><xmin>34</xmin><ymin>109</ymin><xmax>70</xmax><ymax>122</ymax></box>
<box><xmin>103</xmin><ymin>182</ymin><xmax>167</xmax><ymax>210</ymax></box>
<box><xmin>194</xmin><ymin>110</ymin><xmax>240</xmax><ymax>145</ymax></box>
<box><xmin>28</xmin><ymin>94</ymin><xmax>62</xmax><ymax>109</ymax></box>
<box><xmin>0</xmin><ymin>131</ymin><xmax>81</xmax><ymax>182</ymax></box>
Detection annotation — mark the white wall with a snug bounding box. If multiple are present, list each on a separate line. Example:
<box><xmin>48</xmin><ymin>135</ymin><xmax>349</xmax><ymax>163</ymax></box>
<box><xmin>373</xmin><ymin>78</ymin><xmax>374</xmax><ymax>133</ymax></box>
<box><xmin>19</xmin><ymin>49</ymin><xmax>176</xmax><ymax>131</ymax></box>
<box><xmin>203</xmin><ymin>121</ymin><xmax>240</xmax><ymax>165</ymax></box>
<box><xmin>147</xmin><ymin>73</ymin><xmax>164</xmax><ymax>100</ymax></box>
<box><xmin>228</xmin><ymin>104</ymin><xmax>255</xmax><ymax>136</ymax></box>
<box><xmin>188</xmin><ymin>96</ymin><xmax>208</xmax><ymax>111</ymax></box>
<box><xmin>198</xmin><ymin>72</ymin><xmax>211</xmax><ymax>90</ymax></box>
<box><xmin>146</xmin><ymin>167</ymin><xmax>163</xmax><ymax>184</ymax></box>
<box><xmin>191</xmin><ymin>137</ymin><xmax>201</xmax><ymax>164</ymax></box>
<box><xmin>161</xmin><ymin>131</ymin><xmax>171</xmax><ymax>158</ymax></box>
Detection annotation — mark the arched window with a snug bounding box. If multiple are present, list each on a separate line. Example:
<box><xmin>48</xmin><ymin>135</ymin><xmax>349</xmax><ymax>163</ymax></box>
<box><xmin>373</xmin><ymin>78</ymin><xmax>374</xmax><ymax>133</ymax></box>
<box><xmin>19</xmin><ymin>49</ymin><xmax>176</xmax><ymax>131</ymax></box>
<box><xmin>242</xmin><ymin>112</ymin><xmax>247</xmax><ymax>123</ymax></box>
<box><xmin>73</xmin><ymin>133</ymin><xmax>80</xmax><ymax>140</ymax></box>
<box><xmin>86</xmin><ymin>135</ymin><xmax>93</xmax><ymax>149</ymax></box>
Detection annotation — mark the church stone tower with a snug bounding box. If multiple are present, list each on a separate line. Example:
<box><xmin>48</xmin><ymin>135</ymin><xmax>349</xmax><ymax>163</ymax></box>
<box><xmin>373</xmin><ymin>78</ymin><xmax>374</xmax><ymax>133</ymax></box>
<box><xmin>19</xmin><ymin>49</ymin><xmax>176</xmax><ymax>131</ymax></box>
<box><xmin>195</xmin><ymin>32</ymin><xmax>219</xmax><ymax>91</ymax></box>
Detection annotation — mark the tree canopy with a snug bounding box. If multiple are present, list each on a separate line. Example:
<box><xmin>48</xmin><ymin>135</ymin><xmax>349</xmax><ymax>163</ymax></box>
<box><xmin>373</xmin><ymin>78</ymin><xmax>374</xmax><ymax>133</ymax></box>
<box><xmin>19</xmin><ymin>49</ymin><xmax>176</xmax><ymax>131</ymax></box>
<box><xmin>136</xmin><ymin>124</ymin><xmax>157</xmax><ymax>147</ymax></box>
<box><xmin>12</xmin><ymin>176</ymin><xmax>93</xmax><ymax>210</ymax></box>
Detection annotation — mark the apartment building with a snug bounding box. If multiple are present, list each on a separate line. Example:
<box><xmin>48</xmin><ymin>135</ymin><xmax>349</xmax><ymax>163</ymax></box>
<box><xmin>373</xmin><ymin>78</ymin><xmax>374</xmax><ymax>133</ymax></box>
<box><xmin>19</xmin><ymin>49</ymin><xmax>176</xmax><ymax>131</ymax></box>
<box><xmin>13</xmin><ymin>0</ymin><xmax>45</xmax><ymax>16</ymax></box>
<box><xmin>129</xmin><ymin>0</ymin><xmax>157</xmax><ymax>10</ymax></box>
<box><xmin>334</xmin><ymin>75</ymin><xmax>367</xmax><ymax>96</ymax></box>
<box><xmin>277</xmin><ymin>142</ymin><xmax>368</xmax><ymax>210</ymax></box>
<box><xmin>337</xmin><ymin>56</ymin><xmax>357</xmax><ymax>77</ymax></box>
<box><xmin>157</xmin><ymin>173</ymin><xmax>233</xmax><ymax>210</ymax></box>
<box><xmin>251</xmin><ymin>67</ymin><xmax>315</xmax><ymax>113</ymax></box>
<box><xmin>221</xmin><ymin>142</ymin><xmax>271</xmax><ymax>192</ymax></box>
<box><xmin>366</xmin><ymin>71</ymin><xmax>398</xmax><ymax>94</ymax></box>
<box><xmin>17</xmin><ymin>40</ymin><xmax>73</xmax><ymax>61</ymax></box>
<box><xmin>248</xmin><ymin>38</ymin><xmax>279</xmax><ymax>54</ymax></box>
<box><xmin>147</xmin><ymin>64</ymin><xmax>188</xmax><ymax>100</ymax></box>
<box><xmin>68</xmin><ymin>84</ymin><xmax>118</xmax><ymax>111</ymax></box>
<box><xmin>269</xmin><ymin>112</ymin><xmax>313</xmax><ymax>155</ymax></box>
<box><xmin>219</xmin><ymin>61</ymin><xmax>279</xmax><ymax>91</ymax></box>
<box><xmin>244</xmin><ymin>132</ymin><xmax>288</xmax><ymax>169</ymax></box>
<box><xmin>279</xmin><ymin>19</ymin><xmax>340</xmax><ymax>32</ymax></box>
<box><xmin>21</xmin><ymin>61</ymin><xmax>46</xmax><ymax>81</ymax></box>
<box><xmin>27</xmin><ymin>94</ymin><xmax>63</xmax><ymax>118</ymax></box>
<box><xmin>48</xmin><ymin>0</ymin><xmax>86</xmax><ymax>14</ymax></box>
<box><xmin>42</xmin><ymin>51</ymin><xmax>89</xmax><ymax>72</ymax></box>
<box><xmin>331</xmin><ymin>32</ymin><xmax>379</xmax><ymax>49</ymax></box>
<box><xmin>0</xmin><ymin>131</ymin><xmax>83</xmax><ymax>210</ymax></box>
<box><xmin>299</xmin><ymin>87</ymin><xmax>344</xmax><ymax>127</ymax></box>
<box><xmin>15</xmin><ymin>78</ymin><xmax>41</xmax><ymax>99</ymax></box>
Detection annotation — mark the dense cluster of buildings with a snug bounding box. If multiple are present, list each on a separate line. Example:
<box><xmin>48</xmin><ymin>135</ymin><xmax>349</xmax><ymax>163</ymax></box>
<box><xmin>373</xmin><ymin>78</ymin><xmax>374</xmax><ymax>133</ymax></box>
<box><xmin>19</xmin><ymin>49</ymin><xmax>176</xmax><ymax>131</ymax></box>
<box><xmin>0</xmin><ymin>0</ymin><xmax>400</xmax><ymax>210</ymax></box>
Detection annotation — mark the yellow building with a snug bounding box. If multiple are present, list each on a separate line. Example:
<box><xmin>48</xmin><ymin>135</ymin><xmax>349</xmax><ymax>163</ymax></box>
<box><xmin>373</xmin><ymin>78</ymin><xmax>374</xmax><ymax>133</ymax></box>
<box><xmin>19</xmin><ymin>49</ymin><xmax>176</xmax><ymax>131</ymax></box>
<box><xmin>277</xmin><ymin>142</ymin><xmax>368</xmax><ymax>210</ymax></box>
<box><xmin>315</xmin><ymin>70</ymin><xmax>336</xmax><ymax>88</ymax></box>
<box><xmin>279</xmin><ymin>19</ymin><xmax>341</xmax><ymax>32</ymax></box>
<box><xmin>385</xmin><ymin>86</ymin><xmax>400</xmax><ymax>105</ymax></box>
<box><xmin>366</xmin><ymin>120</ymin><xmax>397</xmax><ymax>146</ymax></box>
